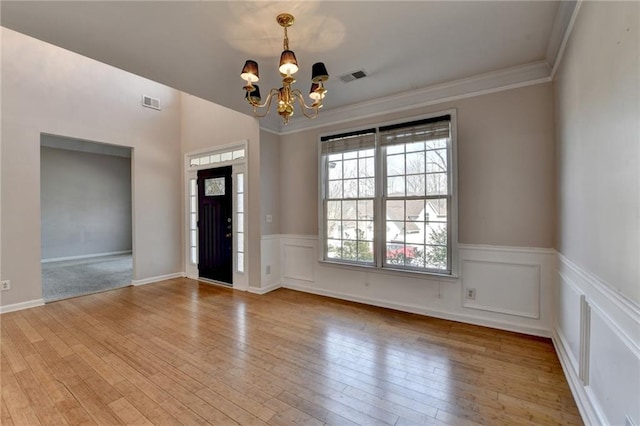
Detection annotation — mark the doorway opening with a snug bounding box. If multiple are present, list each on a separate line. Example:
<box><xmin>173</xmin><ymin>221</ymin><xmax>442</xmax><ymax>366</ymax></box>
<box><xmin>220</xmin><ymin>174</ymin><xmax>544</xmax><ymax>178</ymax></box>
<box><xmin>185</xmin><ymin>142</ymin><xmax>248</xmax><ymax>290</ymax></box>
<box><xmin>40</xmin><ymin>134</ymin><xmax>133</xmax><ymax>302</ymax></box>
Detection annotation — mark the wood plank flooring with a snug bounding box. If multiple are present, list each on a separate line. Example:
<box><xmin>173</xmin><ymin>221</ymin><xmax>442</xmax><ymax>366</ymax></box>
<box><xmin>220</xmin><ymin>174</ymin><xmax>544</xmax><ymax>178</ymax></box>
<box><xmin>0</xmin><ymin>278</ymin><xmax>582</xmax><ymax>425</ymax></box>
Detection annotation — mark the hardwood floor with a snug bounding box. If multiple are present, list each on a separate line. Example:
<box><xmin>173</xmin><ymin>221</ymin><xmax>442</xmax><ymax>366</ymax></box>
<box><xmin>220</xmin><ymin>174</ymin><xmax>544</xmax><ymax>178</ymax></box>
<box><xmin>1</xmin><ymin>278</ymin><xmax>582</xmax><ymax>425</ymax></box>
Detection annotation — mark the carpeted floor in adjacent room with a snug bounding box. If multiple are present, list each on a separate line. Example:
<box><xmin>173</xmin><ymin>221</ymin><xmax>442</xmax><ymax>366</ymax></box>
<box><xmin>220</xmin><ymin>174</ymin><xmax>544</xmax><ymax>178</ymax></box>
<box><xmin>41</xmin><ymin>253</ymin><xmax>133</xmax><ymax>302</ymax></box>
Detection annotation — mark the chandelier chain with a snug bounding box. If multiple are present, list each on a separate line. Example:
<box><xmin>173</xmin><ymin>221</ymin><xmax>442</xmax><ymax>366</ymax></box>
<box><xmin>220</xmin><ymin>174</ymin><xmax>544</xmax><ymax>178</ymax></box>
<box><xmin>283</xmin><ymin>27</ymin><xmax>289</xmax><ymax>51</ymax></box>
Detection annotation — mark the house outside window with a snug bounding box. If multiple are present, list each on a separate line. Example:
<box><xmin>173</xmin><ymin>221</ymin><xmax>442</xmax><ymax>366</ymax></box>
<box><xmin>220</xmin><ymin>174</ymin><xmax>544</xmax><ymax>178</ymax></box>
<box><xmin>320</xmin><ymin>112</ymin><xmax>457</xmax><ymax>276</ymax></box>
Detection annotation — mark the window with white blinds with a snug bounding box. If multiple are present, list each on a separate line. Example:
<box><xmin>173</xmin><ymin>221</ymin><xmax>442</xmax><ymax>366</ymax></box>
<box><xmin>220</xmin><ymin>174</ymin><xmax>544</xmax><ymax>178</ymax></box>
<box><xmin>320</xmin><ymin>113</ymin><xmax>456</xmax><ymax>275</ymax></box>
<box><xmin>321</xmin><ymin>129</ymin><xmax>377</xmax><ymax>264</ymax></box>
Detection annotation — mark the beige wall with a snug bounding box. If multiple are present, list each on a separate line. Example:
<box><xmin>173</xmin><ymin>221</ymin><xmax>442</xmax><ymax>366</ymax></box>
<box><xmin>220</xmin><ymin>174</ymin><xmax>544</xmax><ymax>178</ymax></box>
<box><xmin>180</xmin><ymin>94</ymin><xmax>262</xmax><ymax>288</ymax></box>
<box><xmin>554</xmin><ymin>1</ymin><xmax>639</xmax><ymax>303</ymax></box>
<box><xmin>280</xmin><ymin>83</ymin><xmax>556</xmax><ymax>248</ymax></box>
<box><xmin>1</xmin><ymin>28</ymin><xmax>183</xmax><ymax>306</ymax></box>
<box><xmin>259</xmin><ymin>130</ymin><xmax>281</xmax><ymax>236</ymax></box>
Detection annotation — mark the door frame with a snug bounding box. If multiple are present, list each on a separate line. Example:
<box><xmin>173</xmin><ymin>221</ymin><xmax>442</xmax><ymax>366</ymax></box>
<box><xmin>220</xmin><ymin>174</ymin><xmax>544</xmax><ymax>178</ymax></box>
<box><xmin>184</xmin><ymin>140</ymin><xmax>248</xmax><ymax>291</ymax></box>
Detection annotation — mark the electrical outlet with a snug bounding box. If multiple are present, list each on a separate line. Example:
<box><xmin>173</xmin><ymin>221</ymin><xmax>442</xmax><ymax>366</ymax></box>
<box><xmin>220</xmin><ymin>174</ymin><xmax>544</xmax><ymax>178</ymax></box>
<box><xmin>265</xmin><ymin>265</ymin><xmax>271</xmax><ymax>275</ymax></box>
<box><xmin>1</xmin><ymin>280</ymin><xmax>10</xmax><ymax>291</ymax></box>
<box><xmin>465</xmin><ymin>288</ymin><xmax>476</xmax><ymax>300</ymax></box>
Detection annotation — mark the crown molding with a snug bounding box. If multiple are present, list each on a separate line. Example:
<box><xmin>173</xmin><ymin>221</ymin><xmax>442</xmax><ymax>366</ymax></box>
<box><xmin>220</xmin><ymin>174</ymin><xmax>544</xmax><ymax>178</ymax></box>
<box><xmin>257</xmin><ymin>117</ymin><xmax>281</xmax><ymax>134</ymax></box>
<box><xmin>266</xmin><ymin>61</ymin><xmax>550</xmax><ymax>135</ymax></box>
<box><xmin>550</xmin><ymin>1</ymin><xmax>583</xmax><ymax>80</ymax></box>
<box><xmin>546</xmin><ymin>1</ymin><xmax>579</xmax><ymax>69</ymax></box>
<box><xmin>258</xmin><ymin>1</ymin><xmax>581</xmax><ymax>137</ymax></box>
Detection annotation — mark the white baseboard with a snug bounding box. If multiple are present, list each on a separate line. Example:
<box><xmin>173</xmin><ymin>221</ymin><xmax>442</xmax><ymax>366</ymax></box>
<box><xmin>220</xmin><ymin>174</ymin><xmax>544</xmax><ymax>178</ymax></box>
<box><xmin>248</xmin><ymin>282</ymin><xmax>282</xmax><ymax>295</ymax></box>
<box><xmin>41</xmin><ymin>250</ymin><xmax>132</xmax><ymax>263</ymax></box>
<box><xmin>0</xmin><ymin>298</ymin><xmax>45</xmax><ymax>314</ymax></box>
<box><xmin>132</xmin><ymin>272</ymin><xmax>185</xmax><ymax>287</ymax></box>
<box><xmin>552</xmin><ymin>329</ymin><xmax>601</xmax><ymax>426</ymax></box>
<box><xmin>283</xmin><ymin>281</ymin><xmax>551</xmax><ymax>337</ymax></box>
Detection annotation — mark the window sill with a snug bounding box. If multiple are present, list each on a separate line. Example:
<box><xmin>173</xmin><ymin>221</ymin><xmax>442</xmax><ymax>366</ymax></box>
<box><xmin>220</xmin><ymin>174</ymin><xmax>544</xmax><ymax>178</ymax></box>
<box><xmin>318</xmin><ymin>259</ymin><xmax>459</xmax><ymax>282</ymax></box>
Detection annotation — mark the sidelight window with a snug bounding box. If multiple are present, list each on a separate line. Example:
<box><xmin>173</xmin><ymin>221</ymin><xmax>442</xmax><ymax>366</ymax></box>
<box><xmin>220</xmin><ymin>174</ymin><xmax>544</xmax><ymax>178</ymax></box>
<box><xmin>236</xmin><ymin>173</ymin><xmax>245</xmax><ymax>273</ymax></box>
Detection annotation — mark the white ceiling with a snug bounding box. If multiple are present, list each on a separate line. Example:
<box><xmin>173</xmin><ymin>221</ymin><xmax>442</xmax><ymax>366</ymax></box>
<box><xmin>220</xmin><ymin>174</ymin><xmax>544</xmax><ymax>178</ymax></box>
<box><xmin>1</xmin><ymin>1</ymin><xmax>573</xmax><ymax>133</ymax></box>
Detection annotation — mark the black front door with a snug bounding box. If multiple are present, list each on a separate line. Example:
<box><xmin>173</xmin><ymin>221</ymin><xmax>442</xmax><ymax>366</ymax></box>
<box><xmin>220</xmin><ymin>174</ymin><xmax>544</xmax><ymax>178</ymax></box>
<box><xmin>197</xmin><ymin>166</ymin><xmax>233</xmax><ymax>284</ymax></box>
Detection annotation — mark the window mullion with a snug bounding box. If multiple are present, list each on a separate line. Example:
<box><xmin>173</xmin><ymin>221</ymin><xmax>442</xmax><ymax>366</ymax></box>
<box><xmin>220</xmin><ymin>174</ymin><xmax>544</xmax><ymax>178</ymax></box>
<box><xmin>376</xmin><ymin>138</ymin><xmax>385</xmax><ymax>268</ymax></box>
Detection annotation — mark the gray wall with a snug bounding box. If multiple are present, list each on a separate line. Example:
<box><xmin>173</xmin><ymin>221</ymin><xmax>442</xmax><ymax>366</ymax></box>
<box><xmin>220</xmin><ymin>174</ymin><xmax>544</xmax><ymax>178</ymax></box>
<box><xmin>554</xmin><ymin>1</ymin><xmax>639</xmax><ymax>303</ymax></box>
<box><xmin>41</xmin><ymin>145</ymin><xmax>132</xmax><ymax>260</ymax></box>
<box><xmin>280</xmin><ymin>83</ymin><xmax>556</xmax><ymax>248</ymax></box>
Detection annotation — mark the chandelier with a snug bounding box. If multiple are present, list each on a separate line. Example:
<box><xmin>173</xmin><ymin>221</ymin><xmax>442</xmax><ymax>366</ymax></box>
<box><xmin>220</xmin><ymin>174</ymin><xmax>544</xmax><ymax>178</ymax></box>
<box><xmin>240</xmin><ymin>13</ymin><xmax>329</xmax><ymax>125</ymax></box>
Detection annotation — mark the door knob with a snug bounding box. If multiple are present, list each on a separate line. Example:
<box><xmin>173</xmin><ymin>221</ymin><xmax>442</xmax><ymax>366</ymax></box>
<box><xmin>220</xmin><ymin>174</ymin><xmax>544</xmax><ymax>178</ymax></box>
<box><xmin>226</xmin><ymin>233</ymin><xmax>232</xmax><ymax>238</ymax></box>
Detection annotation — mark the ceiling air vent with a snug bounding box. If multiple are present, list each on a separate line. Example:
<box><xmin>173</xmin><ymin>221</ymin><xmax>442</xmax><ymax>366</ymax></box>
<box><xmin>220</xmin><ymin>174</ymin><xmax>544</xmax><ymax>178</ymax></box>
<box><xmin>142</xmin><ymin>95</ymin><xmax>161</xmax><ymax>110</ymax></box>
<box><xmin>340</xmin><ymin>69</ymin><xmax>368</xmax><ymax>83</ymax></box>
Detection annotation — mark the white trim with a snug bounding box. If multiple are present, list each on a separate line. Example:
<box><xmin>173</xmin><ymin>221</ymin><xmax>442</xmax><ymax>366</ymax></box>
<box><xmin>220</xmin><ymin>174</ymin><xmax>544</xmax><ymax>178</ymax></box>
<box><xmin>283</xmin><ymin>281</ymin><xmax>551</xmax><ymax>337</ymax></box>
<box><xmin>184</xmin><ymin>140</ymin><xmax>248</xmax><ymax>161</ymax></box>
<box><xmin>318</xmin><ymin>259</ymin><xmax>459</xmax><ymax>281</ymax></box>
<box><xmin>578</xmin><ymin>294</ymin><xmax>590</xmax><ymax>385</ymax></box>
<box><xmin>247</xmin><ymin>282</ymin><xmax>282</xmax><ymax>295</ymax></box>
<box><xmin>261</xmin><ymin>234</ymin><xmax>282</xmax><ymax>241</ymax></box>
<box><xmin>558</xmin><ymin>252</ymin><xmax>640</xmax><ymax>329</ymax></box>
<box><xmin>281</xmin><ymin>234</ymin><xmax>319</xmax><ymax>241</ymax></box>
<box><xmin>276</xmin><ymin>62</ymin><xmax>551</xmax><ymax>135</ymax></box>
<box><xmin>258</xmin><ymin>125</ymin><xmax>280</xmax><ymax>136</ymax></box>
<box><xmin>545</xmin><ymin>1</ymin><xmax>580</xmax><ymax>69</ymax></box>
<box><xmin>459</xmin><ymin>243</ymin><xmax>555</xmax><ymax>256</ymax></box>
<box><xmin>197</xmin><ymin>277</ymin><xmax>234</xmax><ymax>289</ymax></box>
<box><xmin>590</xmin><ymin>296</ymin><xmax>640</xmax><ymax>358</ymax></box>
<box><xmin>41</xmin><ymin>250</ymin><xmax>132</xmax><ymax>263</ymax></box>
<box><xmin>0</xmin><ymin>299</ymin><xmax>45</xmax><ymax>314</ymax></box>
<box><xmin>550</xmin><ymin>1</ymin><xmax>583</xmax><ymax>79</ymax></box>
<box><xmin>555</xmin><ymin>324</ymin><xmax>579</xmax><ymax>376</ymax></box>
<box><xmin>131</xmin><ymin>272</ymin><xmax>185</xmax><ymax>287</ymax></box>
<box><xmin>556</xmin><ymin>268</ymin><xmax>584</xmax><ymax>375</ymax></box>
<box><xmin>552</xmin><ymin>329</ymin><xmax>602</xmax><ymax>426</ymax></box>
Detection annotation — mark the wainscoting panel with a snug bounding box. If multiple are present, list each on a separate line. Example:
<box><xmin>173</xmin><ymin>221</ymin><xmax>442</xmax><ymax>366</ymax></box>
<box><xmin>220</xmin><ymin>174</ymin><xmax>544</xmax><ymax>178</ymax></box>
<box><xmin>271</xmin><ymin>236</ymin><xmax>554</xmax><ymax>337</ymax></box>
<box><xmin>556</xmin><ymin>271</ymin><xmax>583</xmax><ymax>375</ymax></box>
<box><xmin>282</xmin><ymin>236</ymin><xmax>316</xmax><ymax>284</ymax></box>
<box><xmin>461</xmin><ymin>259</ymin><xmax>540</xmax><ymax>318</ymax></box>
<box><xmin>588</xmin><ymin>305</ymin><xmax>640</xmax><ymax>426</ymax></box>
<box><xmin>259</xmin><ymin>235</ymin><xmax>282</xmax><ymax>292</ymax></box>
<box><xmin>459</xmin><ymin>244</ymin><xmax>554</xmax><ymax>329</ymax></box>
<box><xmin>553</xmin><ymin>253</ymin><xmax>640</xmax><ymax>426</ymax></box>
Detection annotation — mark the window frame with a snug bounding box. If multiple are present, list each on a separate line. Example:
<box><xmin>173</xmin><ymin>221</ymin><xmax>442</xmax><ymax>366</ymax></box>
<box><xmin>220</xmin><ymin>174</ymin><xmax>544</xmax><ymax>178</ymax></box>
<box><xmin>318</xmin><ymin>110</ymin><xmax>458</xmax><ymax>278</ymax></box>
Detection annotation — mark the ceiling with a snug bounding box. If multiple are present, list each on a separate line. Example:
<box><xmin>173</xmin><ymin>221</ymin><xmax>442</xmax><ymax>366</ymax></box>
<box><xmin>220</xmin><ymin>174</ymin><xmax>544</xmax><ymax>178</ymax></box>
<box><xmin>1</xmin><ymin>1</ymin><xmax>573</xmax><ymax>133</ymax></box>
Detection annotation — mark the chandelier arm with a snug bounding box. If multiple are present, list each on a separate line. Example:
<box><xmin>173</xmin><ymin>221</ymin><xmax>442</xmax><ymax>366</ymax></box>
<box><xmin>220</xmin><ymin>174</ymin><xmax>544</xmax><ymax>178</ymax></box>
<box><xmin>292</xmin><ymin>90</ymin><xmax>321</xmax><ymax>119</ymax></box>
<box><xmin>291</xmin><ymin>89</ymin><xmax>321</xmax><ymax>111</ymax></box>
<box><xmin>249</xmin><ymin>88</ymin><xmax>280</xmax><ymax>118</ymax></box>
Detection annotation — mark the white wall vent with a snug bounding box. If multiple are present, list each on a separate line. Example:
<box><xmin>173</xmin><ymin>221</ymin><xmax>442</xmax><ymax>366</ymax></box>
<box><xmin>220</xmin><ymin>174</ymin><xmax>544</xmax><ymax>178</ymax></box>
<box><xmin>340</xmin><ymin>69</ymin><xmax>368</xmax><ymax>83</ymax></box>
<box><xmin>142</xmin><ymin>95</ymin><xmax>161</xmax><ymax>110</ymax></box>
